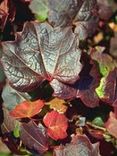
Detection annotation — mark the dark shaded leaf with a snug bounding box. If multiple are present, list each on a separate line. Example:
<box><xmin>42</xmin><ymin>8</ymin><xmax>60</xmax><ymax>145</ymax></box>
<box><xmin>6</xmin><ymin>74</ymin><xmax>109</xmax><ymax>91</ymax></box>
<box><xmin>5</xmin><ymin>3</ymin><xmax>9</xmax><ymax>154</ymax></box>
<box><xmin>97</xmin><ymin>0</ymin><xmax>112</xmax><ymax>20</ymax></box>
<box><xmin>20</xmin><ymin>121</ymin><xmax>48</xmax><ymax>154</ymax></box>
<box><xmin>53</xmin><ymin>134</ymin><xmax>101</xmax><ymax>156</ymax></box>
<box><xmin>1</xmin><ymin>21</ymin><xmax>82</xmax><ymax>92</ymax></box>
<box><xmin>51</xmin><ymin>58</ymin><xmax>100</xmax><ymax>108</ymax></box>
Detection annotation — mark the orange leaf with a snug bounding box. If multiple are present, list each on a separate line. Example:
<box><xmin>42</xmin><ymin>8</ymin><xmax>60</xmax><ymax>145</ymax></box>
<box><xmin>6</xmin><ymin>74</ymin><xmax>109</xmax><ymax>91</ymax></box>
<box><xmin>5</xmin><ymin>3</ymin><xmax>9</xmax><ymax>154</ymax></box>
<box><xmin>46</xmin><ymin>98</ymin><xmax>67</xmax><ymax>113</ymax></box>
<box><xmin>43</xmin><ymin>111</ymin><xmax>68</xmax><ymax>140</ymax></box>
<box><xmin>10</xmin><ymin>100</ymin><xmax>44</xmax><ymax>119</ymax></box>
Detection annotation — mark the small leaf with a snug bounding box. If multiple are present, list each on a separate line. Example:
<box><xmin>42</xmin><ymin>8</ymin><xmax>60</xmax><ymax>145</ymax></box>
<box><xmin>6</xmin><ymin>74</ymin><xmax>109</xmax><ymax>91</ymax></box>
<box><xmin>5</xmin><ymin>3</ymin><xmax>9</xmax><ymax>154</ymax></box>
<box><xmin>10</xmin><ymin>99</ymin><xmax>44</xmax><ymax>118</ymax></box>
<box><xmin>92</xmin><ymin>117</ymin><xmax>104</xmax><ymax>127</ymax></box>
<box><xmin>43</xmin><ymin>110</ymin><xmax>68</xmax><ymax>140</ymax></box>
<box><xmin>46</xmin><ymin>98</ymin><xmax>67</xmax><ymax>113</ymax></box>
<box><xmin>20</xmin><ymin>121</ymin><xmax>48</xmax><ymax>154</ymax></box>
<box><xmin>13</xmin><ymin>122</ymin><xmax>21</xmax><ymax>138</ymax></box>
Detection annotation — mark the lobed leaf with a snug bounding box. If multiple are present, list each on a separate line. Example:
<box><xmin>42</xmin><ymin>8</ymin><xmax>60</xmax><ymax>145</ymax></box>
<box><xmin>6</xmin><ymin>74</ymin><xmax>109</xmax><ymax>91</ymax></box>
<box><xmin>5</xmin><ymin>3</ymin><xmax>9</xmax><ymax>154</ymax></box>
<box><xmin>1</xmin><ymin>21</ymin><xmax>82</xmax><ymax>92</ymax></box>
<box><xmin>43</xmin><ymin>110</ymin><xmax>68</xmax><ymax>140</ymax></box>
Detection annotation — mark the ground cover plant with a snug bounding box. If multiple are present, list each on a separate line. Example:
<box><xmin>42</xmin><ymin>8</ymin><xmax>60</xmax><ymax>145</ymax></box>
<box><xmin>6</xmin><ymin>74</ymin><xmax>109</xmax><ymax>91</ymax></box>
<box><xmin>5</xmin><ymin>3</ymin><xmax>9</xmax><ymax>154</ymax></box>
<box><xmin>0</xmin><ymin>0</ymin><xmax>117</xmax><ymax>155</ymax></box>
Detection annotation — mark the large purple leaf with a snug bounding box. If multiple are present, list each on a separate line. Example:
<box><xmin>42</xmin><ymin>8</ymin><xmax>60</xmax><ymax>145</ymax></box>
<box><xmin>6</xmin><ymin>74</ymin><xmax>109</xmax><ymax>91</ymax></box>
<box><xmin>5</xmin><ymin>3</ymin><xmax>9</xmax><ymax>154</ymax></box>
<box><xmin>20</xmin><ymin>121</ymin><xmax>48</xmax><ymax>154</ymax></box>
<box><xmin>1</xmin><ymin>21</ymin><xmax>82</xmax><ymax>91</ymax></box>
<box><xmin>53</xmin><ymin>134</ymin><xmax>101</xmax><ymax>156</ymax></box>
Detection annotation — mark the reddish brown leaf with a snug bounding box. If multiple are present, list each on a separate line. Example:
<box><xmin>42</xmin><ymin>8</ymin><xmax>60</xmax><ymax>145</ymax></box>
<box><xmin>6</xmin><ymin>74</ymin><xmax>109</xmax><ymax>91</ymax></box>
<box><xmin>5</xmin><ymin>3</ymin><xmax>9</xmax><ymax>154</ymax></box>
<box><xmin>43</xmin><ymin>110</ymin><xmax>68</xmax><ymax>140</ymax></box>
<box><xmin>0</xmin><ymin>0</ymin><xmax>8</xmax><ymax>30</ymax></box>
<box><xmin>105</xmin><ymin>112</ymin><xmax>117</xmax><ymax>139</ymax></box>
<box><xmin>10</xmin><ymin>99</ymin><xmax>44</xmax><ymax>118</ymax></box>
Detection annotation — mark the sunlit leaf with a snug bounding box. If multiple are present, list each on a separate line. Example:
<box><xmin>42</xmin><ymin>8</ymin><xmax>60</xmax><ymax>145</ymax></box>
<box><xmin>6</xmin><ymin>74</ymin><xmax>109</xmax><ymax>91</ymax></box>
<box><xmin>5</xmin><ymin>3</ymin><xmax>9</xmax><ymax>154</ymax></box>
<box><xmin>10</xmin><ymin>99</ymin><xmax>44</xmax><ymax>118</ymax></box>
<box><xmin>46</xmin><ymin>98</ymin><xmax>67</xmax><ymax>113</ymax></box>
<box><xmin>1</xmin><ymin>21</ymin><xmax>82</xmax><ymax>92</ymax></box>
<box><xmin>43</xmin><ymin>110</ymin><xmax>68</xmax><ymax>140</ymax></box>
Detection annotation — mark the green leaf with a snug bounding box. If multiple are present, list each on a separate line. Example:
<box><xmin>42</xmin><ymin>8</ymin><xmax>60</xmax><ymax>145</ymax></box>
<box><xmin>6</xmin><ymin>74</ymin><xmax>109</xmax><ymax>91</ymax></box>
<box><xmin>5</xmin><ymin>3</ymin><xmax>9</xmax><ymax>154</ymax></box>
<box><xmin>29</xmin><ymin>0</ymin><xmax>48</xmax><ymax>22</ymax></box>
<box><xmin>92</xmin><ymin>117</ymin><xmax>104</xmax><ymax>127</ymax></box>
<box><xmin>13</xmin><ymin>122</ymin><xmax>21</xmax><ymax>138</ymax></box>
<box><xmin>95</xmin><ymin>77</ymin><xmax>106</xmax><ymax>98</ymax></box>
<box><xmin>99</xmin><ymin>64</ymin><xmax>109</xmax><ymax>77</ymax></box>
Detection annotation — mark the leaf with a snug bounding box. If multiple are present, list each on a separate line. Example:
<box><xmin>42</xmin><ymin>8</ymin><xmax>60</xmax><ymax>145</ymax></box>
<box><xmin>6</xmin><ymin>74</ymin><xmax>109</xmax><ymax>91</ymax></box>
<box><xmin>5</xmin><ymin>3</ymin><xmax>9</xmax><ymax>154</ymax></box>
<box><xmin>43</xmin><ymin>110</ymin><xmax>68</xmax><ymax>140</ymax></box>
<box><xmin>20</xmin><ymin>121</ymin><xmax>48</xmax><ymax>154</ymax></box>
<box><xmin>46</xmin><ymin>98</ymin><xmax>67</xmax><ymax>113</ymax></box>
<box><xmin>51</xmin><ymin>57</ymin><xmax>100</xmax><ymax>108</ymax></box>
<box><xmin>48</xmin><ymin>0</ymin><xmax>98</xmax><ymax>39</ymax></box>
<box><xmin>2</xmin><ymin>83</ymin><xmax>31</xmax><ymax>110</ymax></box>
<box><xmin>105</xmin><ymin>112</ymin><xmax>117</xmax><ymax>139</ymax></box>
<box><xmin>97</xmin><ymin>0</ymin><xmax>112</xmax><ymax>20</ymax></box>
<box><xmin>74</xmin><ymin>0</ymin><xmax>99</xmax><ymax>39</ymax></box>
<box><xmin>29</xmin><ymin>0</ymin><xmax>49</xmax><ymax>22</ymax></box>
<box><xmin>10</xmin><ymin>99</ymin><xmax>44</xmax><ymax>118</ymax></box>
<box><xmin>90</xmin><ymin>46</ymin><xmax>117</xmax><ymax>104</ymax></box>
<box><xmin>1</xmin><ymin>21</ymin><xmax>82</xmax><ymax>92</ymax></box>
<box><xmin>1</xmin><ymin>108</ymin><xmax>21</xmax><ymax>134</ymax></box>
<box><xmin>96</xmin><ymin>68</ymin><xmax>117</xmax><ymax>104</ymax></box>
<box><xmin>53</xmin><ymin>134</ymin><xmax>101</xmax><ymax>156</ymax></box>
<box><xmin>0</xmin><ymin>0</ymin><xmax>8</xmax><ymax>30</ymax></box>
